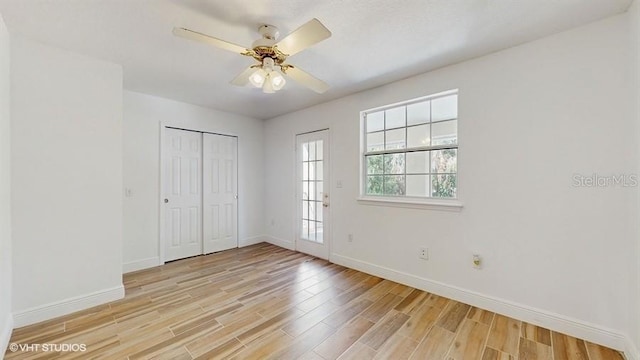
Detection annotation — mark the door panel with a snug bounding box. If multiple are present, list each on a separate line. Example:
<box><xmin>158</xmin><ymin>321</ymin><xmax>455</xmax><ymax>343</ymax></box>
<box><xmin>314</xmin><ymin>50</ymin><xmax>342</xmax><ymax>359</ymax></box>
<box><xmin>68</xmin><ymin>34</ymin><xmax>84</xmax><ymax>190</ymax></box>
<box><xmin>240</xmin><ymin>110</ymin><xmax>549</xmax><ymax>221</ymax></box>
<box><xmin>163</xmin><ymin>128</ymin><xmax>202</xmax><ymax>261</ymax></box>
<box><xmin>296</xmin><ymin>130</ymin><xmax>330</xmax><ymax>260</ymax></box>
<box><xmin>203</xmin><ymin>133</ymin><xmax>238</xmax><ymax>254</ymax></box>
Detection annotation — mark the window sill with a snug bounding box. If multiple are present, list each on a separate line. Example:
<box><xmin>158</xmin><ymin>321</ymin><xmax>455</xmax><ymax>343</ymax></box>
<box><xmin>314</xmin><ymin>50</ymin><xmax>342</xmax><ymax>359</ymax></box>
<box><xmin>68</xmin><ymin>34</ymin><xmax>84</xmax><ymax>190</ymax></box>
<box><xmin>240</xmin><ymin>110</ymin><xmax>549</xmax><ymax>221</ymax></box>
<box><xmin>356</xmin><ymin>196</ymin><xmax>463</xmax><ymax>211</ymax></box>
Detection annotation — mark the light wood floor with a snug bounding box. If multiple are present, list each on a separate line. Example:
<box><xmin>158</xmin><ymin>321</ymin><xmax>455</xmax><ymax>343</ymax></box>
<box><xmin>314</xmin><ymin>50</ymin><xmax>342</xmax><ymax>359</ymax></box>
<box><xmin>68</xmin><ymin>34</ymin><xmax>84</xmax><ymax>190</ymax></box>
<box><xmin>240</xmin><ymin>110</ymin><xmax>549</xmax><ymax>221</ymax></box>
<box><xmin>5</xmin><ymin>243</ymin><xmax>624</xmax><ymax>360</ymax></box>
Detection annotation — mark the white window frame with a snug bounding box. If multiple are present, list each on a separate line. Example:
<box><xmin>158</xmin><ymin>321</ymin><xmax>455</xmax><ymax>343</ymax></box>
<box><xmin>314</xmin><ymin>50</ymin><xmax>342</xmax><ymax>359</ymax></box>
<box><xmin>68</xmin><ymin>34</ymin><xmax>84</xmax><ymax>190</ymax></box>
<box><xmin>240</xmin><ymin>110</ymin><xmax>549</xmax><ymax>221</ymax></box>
<box><xmin>357</xmin><ymin>89</ymin><xmax>463</xmax><ymax>210</ymax></box>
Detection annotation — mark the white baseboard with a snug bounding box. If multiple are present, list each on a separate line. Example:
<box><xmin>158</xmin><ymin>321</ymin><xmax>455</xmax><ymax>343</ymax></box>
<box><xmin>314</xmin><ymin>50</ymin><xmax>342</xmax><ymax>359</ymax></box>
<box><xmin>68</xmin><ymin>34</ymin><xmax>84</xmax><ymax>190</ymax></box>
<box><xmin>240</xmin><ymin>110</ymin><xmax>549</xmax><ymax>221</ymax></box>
<box><xmin>0</xmin><ymin>312</ymin><xmax>13</xmax><ymax>356</ymax></box>
<box><xmin>12</xmin><ymin>285</ymin><xmax>124</xmax><ymax>328</ymax></box>
<box><xmin>625</xmin><ymin>336</ymin><xmax>640</xmax><ymax>360</ymax></box>
<box><xmin>239</xmin><ymin>236</ymin><xmax>267</xmax><ymax>247</ymax></box>
<box><xmin>123</xmin><ymin>257</ymin><xmax>160</xmax><ymax>273</ymax></box>
<box><xmin>331</xmin><ymin>253</ymin><xmax>631</xmax><ymax>355</ymax></box>
<box><xmin>264</xmin><ymin>235</ymin><xmax>295</xmax><ymax>250</ymax></box>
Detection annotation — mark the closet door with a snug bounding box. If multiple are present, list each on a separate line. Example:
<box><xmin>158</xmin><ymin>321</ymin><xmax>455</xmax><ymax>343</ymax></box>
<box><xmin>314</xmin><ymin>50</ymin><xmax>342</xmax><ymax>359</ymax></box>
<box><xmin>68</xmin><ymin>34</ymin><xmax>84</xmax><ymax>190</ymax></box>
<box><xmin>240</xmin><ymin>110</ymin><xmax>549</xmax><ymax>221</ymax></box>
<box><xmin>202</xmin><ymin>133</ymin><xmax>238</xmax><ymax>254</ymax></box>
<box><xmin>163</xmin><ymin>128</ymin><xmax>203</xmax><ymax>262</ymax></box>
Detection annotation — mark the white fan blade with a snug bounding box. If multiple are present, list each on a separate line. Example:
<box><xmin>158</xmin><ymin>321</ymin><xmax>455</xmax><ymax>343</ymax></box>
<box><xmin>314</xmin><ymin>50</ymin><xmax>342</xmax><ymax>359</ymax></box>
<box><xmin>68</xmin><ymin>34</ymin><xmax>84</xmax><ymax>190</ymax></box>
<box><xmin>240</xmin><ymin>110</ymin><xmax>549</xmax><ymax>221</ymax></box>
<box><xmin>285</xmin><ymin>66</ymin><xmax>329</xmax><ymax>93</ymax></box>
<box><xmin>173</xmin><ymin>27</ymin><xmax>248</xmax><ymax>54</ymax></box>
<box><xmin>230</xmin><ymin>66</ymin><xmax>257</xmax><ymax>86</ymax></box>
<box><xmin>276</xmin><ymin>18</ymin><xmax>331</xmax><ymax>56</ymax></box>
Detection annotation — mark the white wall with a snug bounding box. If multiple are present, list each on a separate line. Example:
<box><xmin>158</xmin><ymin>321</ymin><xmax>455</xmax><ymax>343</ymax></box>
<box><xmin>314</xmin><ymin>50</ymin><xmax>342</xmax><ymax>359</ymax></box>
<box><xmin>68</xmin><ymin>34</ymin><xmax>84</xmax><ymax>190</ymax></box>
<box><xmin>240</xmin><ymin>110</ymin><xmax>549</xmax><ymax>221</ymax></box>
<box><xmin>265</xmin><ymin>12</ymin><xmax>637</xmax><ymax>352</ymax></box>
<box><xmin>0</xmin><ymin>13</ymin><xmax>12</xmax><ymax>353</ymax></box>
<box><xmin>11</xmin><ymin>37</ymin><xmax>124</xmax><ymax>326</ymax></box>
<box><xmin>123</xmin><ymin>91</ymin><xmax>264</xmax><ymax>272</ymax></box>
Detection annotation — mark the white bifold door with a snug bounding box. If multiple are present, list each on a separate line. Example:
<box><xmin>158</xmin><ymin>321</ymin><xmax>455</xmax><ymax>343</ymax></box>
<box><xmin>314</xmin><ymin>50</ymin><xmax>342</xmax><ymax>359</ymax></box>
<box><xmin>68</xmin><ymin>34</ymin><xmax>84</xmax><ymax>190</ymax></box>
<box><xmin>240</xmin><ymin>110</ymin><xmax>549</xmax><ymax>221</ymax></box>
<box><xmin>163</xmin><ymin>128</ymin><xmax>238</xmax><ymax>262</ymax></box>
<box><xmin>202</xmin><ymin>133</ymin><xmax>238</xmax><ymax>254</ymax></box>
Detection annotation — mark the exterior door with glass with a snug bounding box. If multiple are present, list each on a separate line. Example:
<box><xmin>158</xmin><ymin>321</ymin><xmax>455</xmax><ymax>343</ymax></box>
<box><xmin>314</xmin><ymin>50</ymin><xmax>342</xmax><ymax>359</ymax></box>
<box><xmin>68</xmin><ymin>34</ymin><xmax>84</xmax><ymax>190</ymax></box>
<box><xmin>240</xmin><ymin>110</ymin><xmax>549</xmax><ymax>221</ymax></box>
<box><xmin>296</xmin><ymin>130</ymin><xmax>330</xmax><ymax>260</ymax></box>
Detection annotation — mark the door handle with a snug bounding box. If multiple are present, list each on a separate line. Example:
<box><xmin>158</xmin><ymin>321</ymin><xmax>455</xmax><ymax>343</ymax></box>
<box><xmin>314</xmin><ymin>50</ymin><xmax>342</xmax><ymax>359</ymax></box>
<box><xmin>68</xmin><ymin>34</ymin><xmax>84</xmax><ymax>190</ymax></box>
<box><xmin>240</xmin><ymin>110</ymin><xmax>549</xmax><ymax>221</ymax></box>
<box><xmin>164</xmin><ymin>198</ymin><xmax>169</xmax><ymax>204</ymax></box>
<box><xmin>323</xmin><ymin>193</ymin><xmax>329</xmax><ymax>208</ymax></box>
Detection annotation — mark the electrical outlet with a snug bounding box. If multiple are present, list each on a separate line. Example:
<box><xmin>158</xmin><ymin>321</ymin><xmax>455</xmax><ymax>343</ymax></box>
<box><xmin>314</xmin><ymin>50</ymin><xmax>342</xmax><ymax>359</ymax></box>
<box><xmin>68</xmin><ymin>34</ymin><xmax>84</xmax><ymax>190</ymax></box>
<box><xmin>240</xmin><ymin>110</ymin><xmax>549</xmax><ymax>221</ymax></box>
<box><xmin>419</xmin><ymin>247</ymin><xmax>429</xmax><ymax>260</ymax></box>
<box><xmin>347</xmin><ymin>234</ymin><xmax>353</xmax><ymax>242</ymax></box>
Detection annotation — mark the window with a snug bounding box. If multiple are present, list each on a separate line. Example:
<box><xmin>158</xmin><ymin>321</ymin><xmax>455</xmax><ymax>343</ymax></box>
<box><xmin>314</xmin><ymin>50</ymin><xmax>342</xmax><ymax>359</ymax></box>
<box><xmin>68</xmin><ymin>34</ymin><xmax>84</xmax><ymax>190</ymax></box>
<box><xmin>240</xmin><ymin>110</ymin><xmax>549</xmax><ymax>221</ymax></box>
<box><xmin>361</xmin><ymin>90</ymin><xmax>458</xmax><ymax>201</ymax></box>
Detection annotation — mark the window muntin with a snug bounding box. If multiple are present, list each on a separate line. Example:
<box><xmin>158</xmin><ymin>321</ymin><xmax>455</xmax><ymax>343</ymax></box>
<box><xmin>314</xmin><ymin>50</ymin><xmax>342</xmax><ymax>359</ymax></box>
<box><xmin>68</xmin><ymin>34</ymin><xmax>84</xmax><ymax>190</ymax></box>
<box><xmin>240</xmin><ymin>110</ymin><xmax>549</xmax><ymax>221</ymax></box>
<box><xmin>363</xmin><ymin>91</ymin><xmax>458</xmax><ymax>199</ymax></box>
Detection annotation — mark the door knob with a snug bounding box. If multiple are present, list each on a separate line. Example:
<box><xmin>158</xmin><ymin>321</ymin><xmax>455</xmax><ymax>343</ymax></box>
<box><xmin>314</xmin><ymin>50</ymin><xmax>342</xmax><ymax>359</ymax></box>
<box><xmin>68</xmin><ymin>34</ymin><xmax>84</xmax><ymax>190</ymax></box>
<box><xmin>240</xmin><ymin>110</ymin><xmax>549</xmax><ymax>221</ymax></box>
<box><xmin>164</xmin><ymin>198</ymin><xmax>169</xmax><ymax>203</ymax></box>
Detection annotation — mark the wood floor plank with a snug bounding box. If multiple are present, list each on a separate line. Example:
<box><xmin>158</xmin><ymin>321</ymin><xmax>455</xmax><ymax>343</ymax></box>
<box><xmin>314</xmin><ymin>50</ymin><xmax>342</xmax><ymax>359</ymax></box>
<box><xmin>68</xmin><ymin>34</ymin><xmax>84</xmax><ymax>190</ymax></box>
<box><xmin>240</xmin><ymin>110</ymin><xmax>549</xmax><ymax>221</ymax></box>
<box><xmin>519</xmin><ymin>337</ymin><xmax>552</xmax><ymax>360</ymax></box>
<box><xmin>271</xmin><ymin>322</ymin><xmax>336</xmax><ymax>360</ymax></box>
<box><xmin>445</xmin><ymin>318</ymin><xmax>490</xmax><ymax>360</ymax></box>
<box><xmin>374</xmin><ymin>334</ymin><xmax>419</xmax><ymax>360</ymax></box>
<box><xmin>394</xmin><ymin>288</ymin><xmax>428</xmax><ymax>314</ymax></box>
<box><xmin>360</xmin><ymin>293</ymin><xmax>403</xmax><ymax>323</ymax></box>
<box><xmin>436</xmin><ymin>301</ymin><xmax>471</xmax><ymax>333</ymax></box>
<box><xmin>3</xmin><ymin>243</ymin><xmax>625</xmax><ymax>360</ymax></box>
<box><xmin>232</xmin><ymin>329</ymin><xmax>293</xmax><ymax>360</ymax></box>
<box><xmin>521</xmin><ymin>322</ymin><xmax>552</xmax><ymax>346</ymax></box>
<box><xmin>282</xmin><ymin>300</ymin><xmax>338</xmax><ymax>337</ymax></box>
<box><xmin>336</xmin><ymin>341</ymin><xmax>377</xmax><ymax>360</ymax></box>
<box><xmin>409</xmin><ymin>325</ymin><xmax>456</xmax><ymax>359</ymax></box>
<box><xmin>485</xmin><ymin>314</ymin><xmax>521</xmax><ymax>356</ymax></box>
<box><xmin>322</xmin><ymin>298</ymin><xmax>373</xmax><ymax>329</ymax></box>
<box><xmin>483</xmin><ymin>346</ymin><xmax>516</xmax><ymax>360</ymax></box>
<box><xmin>397</xmin><ymin>304</ymin><xmax>442</xmax><ymax>342</ymax></box>
<box><xmin>314</xmin><ymin>316</ymin><xmax>375</xmax><ymax>360</ymax></box>
<box><xmin>467</xmin><ymin>306</ymin><xmax>495</xmax><ymax>325</ymax></box>
<box><xmin>552</xmin><ymin>332</ymin><xmax>589</xmax><ymax>360</ymax></box>
<box><xmin>360</xmin><ymin>310</ymin><xmax>410</xmax><ymax>350</ymax></box>
<box><xmin>585</xmin><ymin>341</ymin><xmax>625</xmax><ymax>360</ymax></box>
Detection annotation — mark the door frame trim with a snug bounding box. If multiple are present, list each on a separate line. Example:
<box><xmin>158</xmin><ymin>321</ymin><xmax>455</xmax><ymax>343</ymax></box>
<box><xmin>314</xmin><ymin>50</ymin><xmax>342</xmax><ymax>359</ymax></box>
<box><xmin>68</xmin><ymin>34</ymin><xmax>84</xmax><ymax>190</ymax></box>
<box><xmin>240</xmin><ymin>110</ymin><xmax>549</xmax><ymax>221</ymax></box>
<box><xmin>293</xmin><ymin>128</ymin><xmax>331</xmax><ymax>261</ymax></box>
<box><xmin>158</xmin><ymin>122</ymin><xmax>239</xmax><ymax>264</ymax></box>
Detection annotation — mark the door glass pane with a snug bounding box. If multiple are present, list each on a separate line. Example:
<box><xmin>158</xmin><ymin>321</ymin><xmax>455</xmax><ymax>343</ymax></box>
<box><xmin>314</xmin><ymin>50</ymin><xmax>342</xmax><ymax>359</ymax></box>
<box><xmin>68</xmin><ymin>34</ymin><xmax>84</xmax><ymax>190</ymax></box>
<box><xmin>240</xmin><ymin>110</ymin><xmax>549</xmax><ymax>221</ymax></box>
<box><xmin>432</xmin><ymin>120</ymin><xmax>457</xmax><ymax>145</ymax></box>
<box><xmin>309</xmin><ymin>199</ymin><xmax>316</xmax><ymax>221</ymax></box>
<box><xmin>406</xmin><ymin>175</ymin><xmax>430</xmax><ymax>197</ymax></box>
<box><xmin>302</xmin><ymin>143</ymin><xmax>309</xmax><ymax>161</ymax></box>
<box><xmin>308</xmin><ymin>141</ymin><xmax>316</xmax><ymax>161</ymax></box>
<box><xmin>303</xmin><ymin>162</ymin><xmax>309</xmax><ymax>181</ymax></box>
<box><xmin>367</xmin><ymin>111</ymin><xmax>384</xmax><ymax>132</ymax></box>
<box><xmin>302</xmin><ymin>200</ymin><xmax>309</xmax><ymax>219</ymax></box>
<box><xmin>302</xmin><ymin>181</ymin><xmax>309</xmax><ymax>200</ymax></box>
<box><xmin>308</xmin><ymin>161</ymin><xmax>316</xmax><ymax>181</ymax></box>
<box><xmin>367</xmin><ymin>131</ymin><xmax>384</xmax><ymax>151</ymax></box>
<box><xmin>308</xmin><ymin>182</ymin><xmax>316</xmax><ymax>201</ymax></box>
<box><xmin>385</xmin><ymin>128</ymin><xmax>406</xmax><ymax>150</ymax></box>
<box><xmin>432</xmin><ymin>95</ymin><xmax>457</xmax><ymax>122</ymax></box>
<box><xmin>385</xmin><ymin>107</ymin><xmax>406</xmax><ymax>129</ymax></box>
<box><xmin>407</xmin><ymin>124</ymin><xmax>430</xmax><ymax>148</ymax></box>
<box><xmin>407</xmin><ymin>101</ymin><xmax>430</xmax><ymax>125</ymax></box>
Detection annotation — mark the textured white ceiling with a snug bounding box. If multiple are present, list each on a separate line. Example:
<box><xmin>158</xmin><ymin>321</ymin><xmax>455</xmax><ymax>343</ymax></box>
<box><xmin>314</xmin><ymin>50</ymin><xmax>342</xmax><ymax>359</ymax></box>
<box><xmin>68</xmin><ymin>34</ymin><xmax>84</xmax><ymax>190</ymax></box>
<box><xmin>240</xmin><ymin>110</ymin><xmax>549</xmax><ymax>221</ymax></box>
<box><xmin>0</xmin><ymin>0</ymin><xmax>632</xmax><ymax>119</ymax></box>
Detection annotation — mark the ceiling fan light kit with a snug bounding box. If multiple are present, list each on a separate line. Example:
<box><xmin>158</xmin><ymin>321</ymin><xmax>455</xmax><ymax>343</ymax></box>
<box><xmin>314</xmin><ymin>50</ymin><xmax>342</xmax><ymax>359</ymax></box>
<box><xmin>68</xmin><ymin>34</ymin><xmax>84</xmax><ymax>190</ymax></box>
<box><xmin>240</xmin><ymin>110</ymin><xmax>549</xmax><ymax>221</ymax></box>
<box><xmin>173</xmin><ymin>18</ymin><xmax>331</xmax><ymax>94</ymax></box>
<box><xmin>248</xmin><ymin>57</ymin><xmax>287</xmax><ymax>93</ymax></box>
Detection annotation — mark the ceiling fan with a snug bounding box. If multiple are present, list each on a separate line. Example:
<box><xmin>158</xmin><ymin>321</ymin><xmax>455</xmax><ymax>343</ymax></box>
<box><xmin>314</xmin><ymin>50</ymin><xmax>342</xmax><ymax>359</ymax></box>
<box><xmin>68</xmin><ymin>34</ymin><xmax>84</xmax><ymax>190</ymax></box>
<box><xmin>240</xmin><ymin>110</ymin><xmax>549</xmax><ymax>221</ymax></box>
<box><xmin>173</xmin><ymin>18</ymin><xmax>331</xmax><ymax>94</ymax></box>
